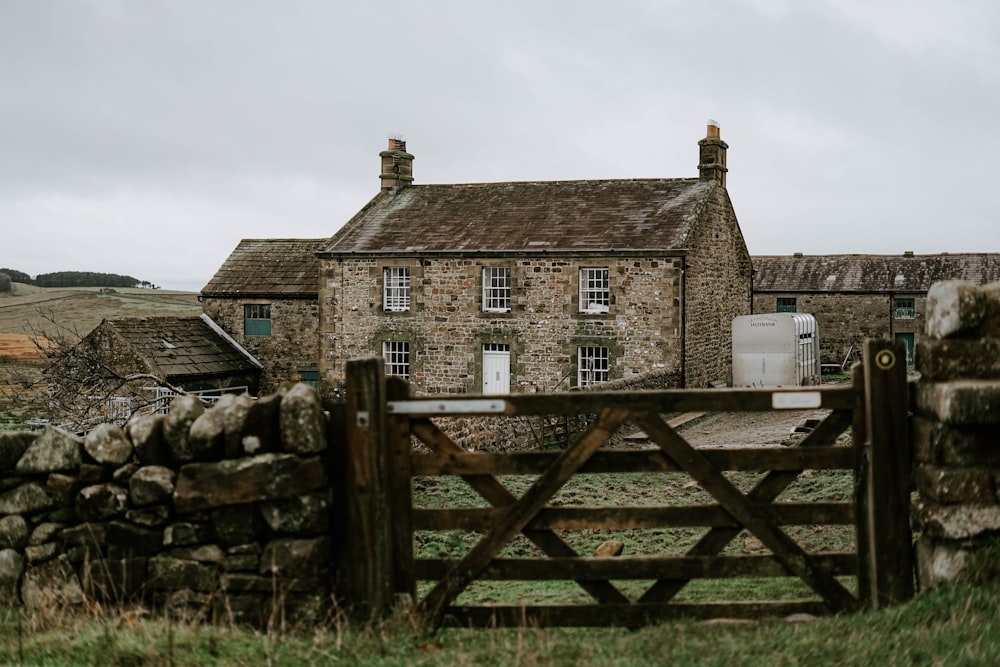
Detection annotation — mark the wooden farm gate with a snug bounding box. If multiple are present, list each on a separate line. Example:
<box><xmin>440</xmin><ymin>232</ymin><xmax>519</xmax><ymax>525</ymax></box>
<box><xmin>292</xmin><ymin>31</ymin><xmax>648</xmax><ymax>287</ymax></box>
<box><xmin>336</xmin><ymin>339</ymin><xmax>913</xmax><ymax>628</ymax></box>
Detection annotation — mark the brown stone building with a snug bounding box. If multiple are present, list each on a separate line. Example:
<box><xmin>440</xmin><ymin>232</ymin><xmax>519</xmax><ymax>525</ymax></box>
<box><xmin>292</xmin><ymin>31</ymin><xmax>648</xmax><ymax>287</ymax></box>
<box><xmin>201</xmin><ymin>238</ymin><xmax>328</xmax><ymax>393</ymax></box>
<box><xmin>46</xmin><ymin>315</ymin><xmax>261</xmax><ymax>429</ymax></box>
<box><xmin>317</xmin><ymin>124</ymin><xmax>752</xmax><ymax>398</ymax></box>
<box><xmin>752</xmin><ymin>252</ymin><xmax>1000</xmax><ymax>367</ymax></box>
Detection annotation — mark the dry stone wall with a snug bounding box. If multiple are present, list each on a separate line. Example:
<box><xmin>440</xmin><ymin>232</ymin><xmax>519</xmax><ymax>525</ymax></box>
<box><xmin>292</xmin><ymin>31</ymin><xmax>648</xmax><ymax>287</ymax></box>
<box><xmin>912</xmin><ymin>280</ymin><xmax>1000</xmax><ymax>588</ymax></box>
<box><xmin>0</xmin><ymin>383</ymin><xmax>333</xmax><ymax>626</ymax></box>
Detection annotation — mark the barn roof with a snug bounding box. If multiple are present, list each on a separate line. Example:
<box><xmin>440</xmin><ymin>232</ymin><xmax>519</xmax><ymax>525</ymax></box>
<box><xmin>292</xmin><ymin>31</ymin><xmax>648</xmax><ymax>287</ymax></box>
<box><xmin>104</xmin><ymin>315</ymin><xmax>261</xmax><ymax>379</ymax></box>
<box><xmin>201</xmin><ymin>238</ymin><xmax>328</xmax><ymax>297</ymax></box>
<box><xmin>752</xmin><ymin>253</ymin><xmax>1000</xmax><ymax>293</ymax></box>
<box><xmin>321</xmin><ymin>179</ymin><xmax>714</xmax><ymax>255</ymax></box>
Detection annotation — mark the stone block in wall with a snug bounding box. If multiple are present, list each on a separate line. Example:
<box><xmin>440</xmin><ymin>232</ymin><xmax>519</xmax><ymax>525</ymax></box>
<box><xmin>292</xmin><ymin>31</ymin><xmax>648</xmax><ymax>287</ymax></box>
<box><xmin>223</xmin><ymin>544</ymin><xmax>260</xmax><ymax>572</ymax></box>
<box><xmin>75</xmin><ymin>483</ymin><xmax>128</xmax><ymax>522</ymax></box>
<box><xmin>221</xmin><ymin>572</ymin><xmax>319</xmax><ymax>594</ymax></box>
<box><xmin>126</xmin><ymin>506</ymin><xmax>171</xmax><ymax>527</ymax></box>
<box><xmin>912</xmin><ymin>497</ymin><xmax>1000</xmax><ymax>539</ymax></box>
<box><xmin>914</xmin><ymin>464</ymin><xmax>996</xmax><ymax>504</ymax></box>
<box><xmin>925</xmin><ymin>280</ymin><xmax>989</xmax><ymax>339</ymax></box>
<box><xmin>28</xmin><ymin>522</ymin><xmax>63</xmax><ymax>546</ymax></box>
<box><xmin>163</xmin><ymin>522</ymin><xmax>213</xmax><ymax>548</ymax></box>
<box><xmin>147</xmin><ymin>555</ymin><xmax>218</xmax><ymax>592</ymax></box>
<box><xmin>45</xmin><ymin>473</ymin><xmax>76</xmax><ymax>505</ymax></box>
<box><xmin>915</xmin><ymin>380</ymin><xmax>1000</xmax><ymax>424</ymax></box>
<box><xmin>916</xmin><ymin>535</ymin><xmax>969</xmax><ymax>589</ymax></box>
<box><xmin>0</xmin><ymin>515</ymin><xmax>28</xmax><ymax>550</ymax></box>
<box><xmin>163</xmin><ymin>394</ymin><xmax>204</xmax><ymax>463</ymax></box>
<box><xmin>112</xmin><ymin>461</ymin><xmax>141</xmax><ymax>485</ymax></box>
<box><xmin>218</xmin><ymin>393</ymin><xmax>255</xmax><ymax>458</ymax></box>
<box><xmin>0</xmin><ymin>548</ymin><xmax>24</xmax><ymax>600</ymax></box>
<box><xmin>84</xmin><ymin>423</ymin><xmax>133</xmax><ymax>467</ymax></box>
<box><xmin>128</xmin><ymin>414</ymin><xmax>171</xmax><ymax>466</ymax></box>
<box><xmin>0</xmin><ymin>431</ymin><xmax>33</xmax><ymax>473</ymax></box>
<box><xmin>211</xmin><ymin>506</ymin><xmax>266</xmax><ymax>547</ymax></box>
<box><xmin>77</xmin><ymin>463</ymin><xmax>106</xmax><ymax>484</ymax></box>
<box><xmin>260</xmin><ymin>537</ymin><xmax>330</xmax><ymax>579</ymax></box>
<box><xmin>188</xmin><ymin>409</ymin><xmax>226</xmax><ymax>462</ymax></box>
<box><xmin>129</xmin><ymin>466</ymin><xmax>176</xmax><ymax>506</ymax></box>
<box><xmin>173</xmin><ymin>453</ymin><xmax>326</xmax><ymax>514</ymax></box>
<box><xmin>83</xmin><ymin>556</ymin><xmax>149</xmax><ymax>601</ymax></box>
<box><xmin>240</xmin><ymin>392</ymin><xmax>283</xmax><ymax>457</ymax></box>
<box><xmin>21</xmin><ymin>555</ymin><xmax>83</xmax><ymax>610</ymax></box>
<box><xmin>915</xmin><ymin>338</ymin><xmax>1000</xmax><ymax>381</ymax></box>
<box><xmin>14</xmin><ymin>426</ymin><xmax>82</xmax><ymax>474</ymax></box>
<box><xmin>60</xmin><ymin>522</ymin><xmax>107</xmax><ymax>551</ymax></box>
<box><xmin>259</xmin><ymin>492</ymin><xmax>330</xmax><ymax>536</ymax></box>
<box><xmin>170</xmin><ymin>544</ymin><xmax>226</xmax><ymax>565</ymax></box>
<box><xmin>106</xmin><ymin>521</ymin><xmax>163</xmax><ymax>556</ymax></box>
<box><xmin>982</xmin><ymin>281</ymin><xmax>1000</xmax><ymax>337</ymax></box>
<box><xmin>25</xmin><ymin>542</ymin><xmax>58</xmax><ymax>564</ymax></box>
<box><xmin>0</xmin><ymin>482</ymin><xmax>54</xmax><ymax>515</ymax></box>
<box><xmin>912</xmin><ymin>417</ymin><xmax>1000</xmax><ymax>465</ymax></box>
<box><xmin>280</xmin><ymin>383</ymin><xmax>328</xmax><ymax>455</ymax></box>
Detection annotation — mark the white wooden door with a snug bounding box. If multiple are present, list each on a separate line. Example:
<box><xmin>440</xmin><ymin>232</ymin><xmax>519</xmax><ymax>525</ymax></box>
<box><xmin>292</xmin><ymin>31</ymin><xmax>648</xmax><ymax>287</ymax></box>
<box><xmin>482</xmin><ymin>344</ymin><xmax>510</xmax><ymax>395</ymax></box>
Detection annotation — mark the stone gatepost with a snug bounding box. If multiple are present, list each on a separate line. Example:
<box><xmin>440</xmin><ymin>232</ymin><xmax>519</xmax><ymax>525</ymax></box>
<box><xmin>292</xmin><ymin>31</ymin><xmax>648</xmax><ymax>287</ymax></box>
<box><xmin>912</xmin><ymin>280</ymin><xmax>1000</xmax><ymax>588</ymax></box>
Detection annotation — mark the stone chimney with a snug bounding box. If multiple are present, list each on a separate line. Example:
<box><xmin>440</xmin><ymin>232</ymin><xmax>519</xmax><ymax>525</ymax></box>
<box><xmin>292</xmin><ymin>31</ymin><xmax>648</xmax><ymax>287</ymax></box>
<box><xmin>380</xmin><ymin>135</ymin><xmax>414</xmax><ymax>192</ymax></box>
<box><xmin>698</xmin><ymin>120</ymin><xmax>728</xmax><ymax>187</ymax></box>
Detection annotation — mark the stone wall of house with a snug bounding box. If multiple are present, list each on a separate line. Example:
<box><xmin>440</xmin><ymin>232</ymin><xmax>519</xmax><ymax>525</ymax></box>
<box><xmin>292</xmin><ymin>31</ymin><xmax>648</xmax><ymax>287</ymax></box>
<box><xmin>202</xmin><ymin>297</ymin><xmax>320</xmax><ymax>394</ymax></box>
<box><xmin>911</xmin><ymin>280</ymin><xmax>1000</xmax><ymax>588</ymax></box>
<box><xmin>0</xmin><ymin>384</ymin><xmax>332</xmax><ymax>625</ymax></box>
<box><xmin>751</xmin><ymin>292</ymin><xmax>925</xmax><ymax>366</ymax></box>
<box><xmin>682</xmin><ymin>186</ymin><xmax>753</xmax><ymax>387</ymax></box>
<box><xmin>320</xmin><ymin>255</ymin><xmax>687</xmax><ymax>399</ymax></box>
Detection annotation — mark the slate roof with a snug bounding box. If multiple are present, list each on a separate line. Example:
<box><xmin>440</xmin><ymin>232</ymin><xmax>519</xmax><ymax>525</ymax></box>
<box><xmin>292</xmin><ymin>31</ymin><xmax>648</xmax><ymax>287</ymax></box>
<box><xmin>104</xmin><ymin>315</ymin><xmax>261</xmax><ymax>379</ymax></box>
<box><xmin>321</xmin><ymin>179</ymin><xmax>714</xmax><ymax>255</ymax></box>
<box><xmin>201</xmin><ymin>238</ymin><xmax>328</xmax><ymax>297</ymax></box>
<box><xmin>753</xmin><ymin>253</ymin><xmax>1000</xmax><ymax>292</ymax></box>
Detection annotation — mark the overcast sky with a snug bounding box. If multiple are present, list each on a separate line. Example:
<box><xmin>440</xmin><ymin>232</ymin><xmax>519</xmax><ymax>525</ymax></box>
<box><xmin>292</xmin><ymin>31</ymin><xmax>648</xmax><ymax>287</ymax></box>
<box><xmin>2</xmin><ymin>1</ymin><xmax>998</xmax><ymax>291</ymax></box>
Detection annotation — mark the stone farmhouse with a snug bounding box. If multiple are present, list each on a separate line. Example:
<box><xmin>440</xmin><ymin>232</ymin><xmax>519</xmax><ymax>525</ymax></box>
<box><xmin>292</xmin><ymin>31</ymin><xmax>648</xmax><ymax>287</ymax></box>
<box><xmin>316</xmin><ymin>124</ymin><xmax>752</xmax><ymax>398</ymax></box>
<box><xmin>46</xmin><ymin>315</ymin><xmax>261</xmax><ymax>429</ymax></box>
<box><xmin>201</xmin><ymin>238</ymin><xmax>328</xmax><ymax>393</ymax></box>
<box><xmin>752</xmin><ymin>252</ymin><xmax>1000</xmax><ymax>367</ymax></box>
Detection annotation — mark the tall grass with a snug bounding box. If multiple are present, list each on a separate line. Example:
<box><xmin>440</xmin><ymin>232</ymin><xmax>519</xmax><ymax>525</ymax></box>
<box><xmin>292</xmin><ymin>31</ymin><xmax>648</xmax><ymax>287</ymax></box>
<box><xmin>2</xmin><ymin>583</ymin><xmax>999</xmax><ymax>666</ymax></box>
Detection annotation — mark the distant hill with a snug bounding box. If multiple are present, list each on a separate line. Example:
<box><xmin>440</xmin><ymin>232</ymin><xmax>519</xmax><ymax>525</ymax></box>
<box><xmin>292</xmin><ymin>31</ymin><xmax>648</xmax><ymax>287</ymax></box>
<box><xmin>0</xmin><ymin>268</ymin><xmax>160</xmax><ymax>289</ymax></box>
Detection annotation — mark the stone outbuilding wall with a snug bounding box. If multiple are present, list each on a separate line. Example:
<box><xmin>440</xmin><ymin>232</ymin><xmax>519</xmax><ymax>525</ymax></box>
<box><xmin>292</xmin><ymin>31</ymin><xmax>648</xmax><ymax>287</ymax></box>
<box><xmin>0</xmin><ymin>383</ymin><xmax>333</xmax><ymax>625</ymax></box>
<box><xmin>912</xmin><ymin>280</ymin><xmax>1000</xmax><ymax>588</ymax></box>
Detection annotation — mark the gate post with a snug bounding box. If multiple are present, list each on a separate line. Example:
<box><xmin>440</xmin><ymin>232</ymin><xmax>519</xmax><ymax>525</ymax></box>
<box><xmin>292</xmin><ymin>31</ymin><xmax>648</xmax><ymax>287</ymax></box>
<box><xmin>341</xmin><ymin>357</ymin><xmax>398</xmax><ymax>618</ymax></box>
<box><xmin>857</xmin><ymin>338</ymin><xmax>914</xmax><ymax>608</ymax></box>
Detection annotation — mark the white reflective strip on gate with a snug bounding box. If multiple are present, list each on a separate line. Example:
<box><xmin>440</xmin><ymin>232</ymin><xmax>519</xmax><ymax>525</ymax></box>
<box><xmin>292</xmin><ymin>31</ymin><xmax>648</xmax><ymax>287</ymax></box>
<box><xmin>771</xmin><ymin>391</ymin><xmax>822</xmax><ymax>409</ymax></box>
<box><xmin>387</xmin><ymin>399</ymin><xmax>507</xmax><ymax>415</ymax></box>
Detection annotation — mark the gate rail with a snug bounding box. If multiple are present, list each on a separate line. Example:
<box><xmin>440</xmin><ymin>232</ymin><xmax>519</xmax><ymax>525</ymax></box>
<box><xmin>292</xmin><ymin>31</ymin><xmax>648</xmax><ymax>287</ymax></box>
<box><xmin>336</xmin><ymin>339</ymin><xmax>912</xmax><ymax>627</ymax></box>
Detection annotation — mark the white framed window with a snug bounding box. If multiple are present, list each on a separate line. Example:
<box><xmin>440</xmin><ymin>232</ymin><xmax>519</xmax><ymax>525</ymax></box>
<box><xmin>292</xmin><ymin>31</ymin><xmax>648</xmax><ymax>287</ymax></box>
<box><xmin>383</xmin><ymin>266</ymin><xmax>410</xmax><ymax>312</ymax></box>
<box><xmin>578</xmin><ymin>346</ymin><xmax>609</xmax><ymax>387</ymax></box>
<box><xmin>482</xmin><ymin>266</ymin><xmax>511</xmax><ymax>312</ymax></box>
<box><xmin>579</xmin><ymin>268</ymin><xmax>609</xmax><ymax>313</ymax></box>
<box><xmin>893</xmin><ymin>298</ymin><xmax>915</xmax><ymax>319</ymax></box>
<box><xmin>382</xmin><ymin>341</ymin><xmax>410</xmax><ymax>379</ymax></box>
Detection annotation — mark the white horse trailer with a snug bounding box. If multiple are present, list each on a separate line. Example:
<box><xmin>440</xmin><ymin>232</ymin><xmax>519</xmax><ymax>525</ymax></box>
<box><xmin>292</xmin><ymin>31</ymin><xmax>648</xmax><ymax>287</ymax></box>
<box><xmin>732</xmin><ymin>313</ymin><xmax>821</xmax><ymax>388</ymax></box>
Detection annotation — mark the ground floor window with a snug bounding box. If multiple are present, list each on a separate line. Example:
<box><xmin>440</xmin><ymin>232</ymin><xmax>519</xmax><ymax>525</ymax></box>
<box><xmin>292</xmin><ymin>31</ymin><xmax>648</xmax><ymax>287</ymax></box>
<box><xmin>382</xmin><ymin>341</ymin><xmax>410</xmax><ymax>379</ymax></box>
<box><xmin>578</xmin><ymin>346</ymin><xmax>609</xmax><ymax>387</ymax></box>
<box><xmin>299</xmin><ymin>367</ymin><xmax>319</xmax><ymax>388</ymax></box>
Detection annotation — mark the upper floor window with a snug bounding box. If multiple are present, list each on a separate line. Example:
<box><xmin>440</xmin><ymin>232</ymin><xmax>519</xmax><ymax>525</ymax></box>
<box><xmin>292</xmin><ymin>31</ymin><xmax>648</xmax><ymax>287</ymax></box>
<box><xmin>579</xmin><ymin>267</ymin><xmax>609</xmax><ymax>313</ymax></box>
<box><xmin>383</xmin><ymin>266</ymin><xmax>410</xmax><ymax>312</ymax></box>
<box><xmin>893</xmin><ymin>298</ymin><xmax>915</xmax><ymax>319</ymax></box>
<box><xmin>578</xmin><ymin>346</ymin><xmax>609</xmax><ymax>387</ymax></box>
<box><xmin>776</xmin><ymin>297</ymin><xmax>797</xmax><ymax>313</ymax></box>
<box><xmin>382</xmin><ymin>340</ymin><xmax>410</xmax><ymax>379</ymax></box>
<box><xmin>244</xmin><ymin>303</ymin><xmax>272</xmax><ymax>336</ymax></box>
<box><xmin>482</xmin><ymin>266</ymin><xmax>511</xmax><ymax>312</ymax></box>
